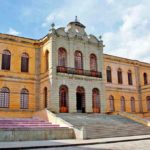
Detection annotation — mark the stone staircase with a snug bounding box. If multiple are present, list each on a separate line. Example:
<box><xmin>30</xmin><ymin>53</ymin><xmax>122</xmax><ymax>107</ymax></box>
<box><xmin>57</xmin><ymin>113</ymin><xmax>150</xmax><ymax>139</ymax></box>
<box><xmin>0</xmin><ymin>118</ymin><xmax>75</xmax><ymax>141</ymax></box>
<box><xmin>0</xmin><ymin>118</ymin><xmax>59</xmax><ymax>129</ymax></box>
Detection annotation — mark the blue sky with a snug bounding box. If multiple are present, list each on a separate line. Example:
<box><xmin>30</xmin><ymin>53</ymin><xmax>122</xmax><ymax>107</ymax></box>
<box><xmin>0</xmin><ymin>0</ymin><xmax>150</xmax><ymax>62</ymax></box>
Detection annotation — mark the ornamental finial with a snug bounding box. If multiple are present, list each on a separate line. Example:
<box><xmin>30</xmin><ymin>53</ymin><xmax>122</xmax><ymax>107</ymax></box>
<box><xmin>75</xmin><ymin>16</ymin><xmax>78</xmax><ymax>22</ymax></box>
<box><xmin>49</xmin><ymin>22</ymin><xmax>55</xmax><ymax>34</ymax></box>
<box><xmin>99</xmin><ymin>35</ymin><xmax>102</xmax><ymax>40</ymax></box>
<box><xmin>51</xmin><ymin>22</ymin><xmax>55</xmax><ymax>29</ymax></box>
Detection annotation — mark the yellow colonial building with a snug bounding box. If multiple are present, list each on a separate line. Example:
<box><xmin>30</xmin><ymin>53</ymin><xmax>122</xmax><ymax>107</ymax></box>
<box><xmin>0</xmin><ymin>19</ymin><xmax>150</xmax><ymax>118</ymax></box>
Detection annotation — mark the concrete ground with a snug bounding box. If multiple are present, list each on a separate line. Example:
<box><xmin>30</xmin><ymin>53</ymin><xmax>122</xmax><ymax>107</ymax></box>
<box><xmin>30</xmin><ymin>140</ymin><xmax>150</xmax><ymax>150</ymax></box>
<box><xmin>0</xmin><ymin>135</ymin><xmax>150</xmax><ymax>150</ymax></box>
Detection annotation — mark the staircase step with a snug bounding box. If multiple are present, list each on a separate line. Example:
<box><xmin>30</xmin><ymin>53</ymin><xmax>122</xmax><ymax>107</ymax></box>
<box><xmin>57</xmin><ymin>113</ymin><xmax>150</xmax><ymax>139</ymax></box>
<box><xmin>0</xmin><ymin>118</ymin><xmax>60</xmax><ymax>129</ymax></box>
<box><xmin>0</xmin><ymin>126</ymin><xmax>60</xmax><ymax>129</ymax></box>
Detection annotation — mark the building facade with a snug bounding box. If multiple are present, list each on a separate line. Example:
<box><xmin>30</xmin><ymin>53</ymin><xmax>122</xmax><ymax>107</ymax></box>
<box><xmin>0</xmin><ymin>20</ymin><xmax>150</xmax><ymax>117</ymax></box>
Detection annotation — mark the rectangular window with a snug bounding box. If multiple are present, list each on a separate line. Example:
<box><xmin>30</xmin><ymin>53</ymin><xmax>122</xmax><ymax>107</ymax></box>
<box><xmin>21</xmin><ymin>57</ymin><xmax>29</xmax><ymax>72</ymax></box>
<box><xmin>107</xmin><ymin>70</ymin><xmax>112</xmax><ymax>83</ymax></box>
<box><xmin>2</xmin><ymin>54</ymin><xmax>11</xmax><ymax>70</ymax></box>
<box><xmin>118</xmin><ymin>71</ymin><xmax>123</xmax><ymax>84</ymax></box>
<box><xmin>128</xmin><ymin>73</ymin><xmax>133</xmax><ymax>85</ymax></box>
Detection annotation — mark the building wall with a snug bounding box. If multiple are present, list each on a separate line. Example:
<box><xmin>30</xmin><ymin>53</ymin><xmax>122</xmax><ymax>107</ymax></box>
<box><xmin>51</xmin><ymin>74</ymin><xmax>104</xmax><ymax>113</ymax></box>
<box><xmin>139</xmin><ymin>64</ymin><xmax>150</xmax><ymax>112</ymax></box>
<box><xmin>0</xmin><ymin>34</ymin><xmax>37</xmax><ymax>117</ymax></box>
<box><xmin>39</xmin><ymin>39</ymin><xmax>51</xmax><ymax>110</ymax></box>
<box><xmin>0</xmin><ymin>21</ymin><xmax>150</xmax><ymax>117</ymax></box>
<box><xmin>104</xmin><ymin>54</ymin><xmax>150</xmax><ymax>113</ymax></box>
<box><xmin>49</xmin><ymin>27</ymin><xmax>105</xmax><ymax>113</ymax></box>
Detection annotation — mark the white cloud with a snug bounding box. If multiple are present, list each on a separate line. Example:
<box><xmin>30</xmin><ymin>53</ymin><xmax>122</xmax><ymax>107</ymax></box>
<box><xmin>42</xmin><ymin>0</ymin><xmax>107</xmax><ymax>29</ymax></box>
<box><xmin>106</xmin><ymin>0</ymin><xmax>115</xmax><ymax>4</ymax></box>
<box><xmin>7</xmin><ymin>28</ymin><xmax>21</xmax><ymax>36</ymax></box>
<box><xmin>42</xmin><ymin>11</ymin><xmax>65</xmax><ymax>27</ymax></box>
<box><xmin>41</xmin><ymin>0</ymin><xmax>150</xmax><ymax>63</ymax></box>
<box><xmin>103</xmin><ymin>3</ymin><xmax>150</xmax><ymax>63</ymax></box>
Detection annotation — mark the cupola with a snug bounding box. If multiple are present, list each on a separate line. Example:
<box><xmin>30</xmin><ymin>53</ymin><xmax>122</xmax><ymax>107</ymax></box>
<box><xmin>66</xmin><ymin>16</ymin><xmax>86</xmax><ymax>35</ymax></box>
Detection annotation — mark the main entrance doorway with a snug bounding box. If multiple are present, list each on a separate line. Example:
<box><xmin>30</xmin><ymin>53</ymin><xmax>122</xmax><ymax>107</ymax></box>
<box><xmin>76</xmin><ymin>87</ymin><xmax>85</xmax><ymax>113</ymax></box>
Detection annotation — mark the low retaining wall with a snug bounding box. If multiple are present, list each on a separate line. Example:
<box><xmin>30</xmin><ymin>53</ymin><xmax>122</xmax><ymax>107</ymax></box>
<box><xmin>34</xmin><ymin>109</ymin><xmax>84</xmax><ymax>139</ymax></box>
<box><xmin>0</xmin><ymin>128</ymin><xmax>74</xmax><ymax>141</ymax></box>
<box><xmin>135</xmin><ymin>112</ymin><xmax>150</xmax><ymax>118</ymax></box>
<box><xmin>143</xmin><ymin>112</ymin><xmax>150</xmax><ymax>117</ymax></box>
<box><xmin>0</xmin><ymin>110</ymin><xmax>33</xmax><ymax>118</ymax></box>
<box><xmin>119</xmin><ymin>112</ymin><xmax>150</xmax><ymax>127</ymax></box>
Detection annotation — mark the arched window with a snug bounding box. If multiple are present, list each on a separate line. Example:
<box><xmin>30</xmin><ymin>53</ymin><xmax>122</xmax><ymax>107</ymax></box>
<box><xmin>120</xmin><ymin>96</ymin><xmax>125</xmax><ymax>112</ymax></box>
<box><xmin>106</xmin><ymin>66</ymin><xmax>112</xmax><ymax>83</ymax></box>
<box><xmin>118</xmin><ymin>68</ymin><xmax>123</xmax><ymax>84</ymax></box>
<box><xmin>58</xmin><ymin>48</ymin><xmax>67</xmax><ymax>67</ymax></box>
<box><xmin>0</xmin><ymin>87</ymin><xmax>10</xmax><ymax>108</ymax></box>
<box><xmin>130</xmin><ymin>97</ymin><xmax>135</xmax><ymax>112</ymax></box>
<box><xmin>146</xmin><ymin>96</ymin><xmax>150</xmax><ymax>111</ymax></box>
<box><xmin>45</xmin><ymin>50</ymin><xmax>49</xmax><ymax>71</ymax></box>
<box><xmin>21</xmin><ymin>53</ymin><xmax>29</xmax><ymax>72</ymax></box>
<box><xmin>90</xmin><ymin>54</ymin><xmax>97</xmax><ymax>71</ymax></box>
<box><xmin>20</xmin><ymin>88</ymin><xmax>29</xmax><ymax>109</ymax></box>
<box><xmin>44</xmin><ymin>87</ymin><xmax>48</xmax><ymax>108</ymax></box>
<box><xmin>75</xmin><ymin>51</ymin><xmax>83</xmax><ymax>69</ymax></box>
<box><xmin>2</xmin><ymin>50</ymin><xmax>11</xmax><ymax>70</ymax></box>
<box><xmin>59</xmin><ymin>85</ymin><xmax>68</xmax><ymax>113</ymax></box>
<box><xmin>143</xmin><ymin>73</ymin><xmax>148</xmax><ymax>85</ymax></box>
<box><xmin>109</xmin><ymin>95</ymin><xmax>115</xmax><ymax>112</ymax></box>
<box><xmin>128</xmin><ymin>70</ymin><xmax>133</xmax><ymax>85</ymax></box>
<box><xmin>92</xmin><ymin>88</ymin><xmax>100</xmax><ymax>113</ymax></box>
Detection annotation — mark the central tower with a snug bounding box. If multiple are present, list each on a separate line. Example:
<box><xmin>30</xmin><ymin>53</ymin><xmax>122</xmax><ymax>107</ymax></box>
<box><xmin>47</xmin><ymin>18</ymin><xmax>106</xmax><ymax>113</ymax></box>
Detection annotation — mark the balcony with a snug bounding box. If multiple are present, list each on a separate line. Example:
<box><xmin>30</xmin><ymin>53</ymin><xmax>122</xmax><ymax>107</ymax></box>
<box><xmin>57</xmin><ymin>66</ymin><xmax>102</xmax><ymax>78</ymax></box>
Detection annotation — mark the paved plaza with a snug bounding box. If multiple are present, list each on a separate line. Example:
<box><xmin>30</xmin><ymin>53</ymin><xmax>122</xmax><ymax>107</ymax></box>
<box><xmin>0</xmin><ymin>135</ymin><xmax>150</xmax><ymax>150</ymax></box>
<box><xmin>28</xmin><ymin>139</ymin><xmax>150</xmax><ymax>150</ymax></box>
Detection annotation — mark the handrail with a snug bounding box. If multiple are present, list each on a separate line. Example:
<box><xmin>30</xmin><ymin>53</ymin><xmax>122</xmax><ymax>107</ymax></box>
<box><xmin>57</xmin><ymin>66</ymin><xmax>102</xmax><ymax>78</ymax></box>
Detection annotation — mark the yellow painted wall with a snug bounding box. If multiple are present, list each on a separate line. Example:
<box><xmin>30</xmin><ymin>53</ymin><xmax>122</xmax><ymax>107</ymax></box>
<box><xmin>104</xmin><ymin>54</ymin><xmax>150</xmax><ymax>113</ymax></box>
<box><xmin>105</xmin><ymin>89</ymin><xmax>139</xmax><ymax>113</ymax></box>
<box><xmin>39</xmin><ymin>77</ymin><xmax>51</xmax><ymax>109</ymax></box>
<box><xmin>0</xmin><ymin>35</ymin><xmax>37</xmax><ymax>117</ymax></box>
<box><xmin>0</xmin><ymin>33</ymin><xmax>150</xmax><ymax>118</ymax></box>
<box><xmin>139</xmin><ymin>65</ymin><xmax>150</xmax><ymax>112</ymax></box>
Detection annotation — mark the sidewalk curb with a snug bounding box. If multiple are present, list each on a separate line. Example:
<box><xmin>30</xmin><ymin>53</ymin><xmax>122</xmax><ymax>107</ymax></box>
<box><xmin>1</xmin><ymin>137</ymin><xmax>150</xmax><ymax>150</ymax></box>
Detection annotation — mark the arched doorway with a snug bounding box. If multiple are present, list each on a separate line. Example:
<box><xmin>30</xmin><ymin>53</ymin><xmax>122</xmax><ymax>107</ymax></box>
<box><xmin>58</xmin><ymin>47</ymin><xmax>67</xmax><ymax>67</ymax></box>
<box><xmin>92</xmin><ymin>88</ymin><xmax>100</xmax><ymax>113</ymax></box>
<box><xmin>90</xmin><ymin>54</ymin><xmax>97</xmax><ymax>71</ymax></box>
<box><xmin>75</xmin><ymin>51</ymin><xmax>83</xmax><ymax>70</ymax></box>
<box><xmin>76</xmin><ymin>86</ymin><xmax>85</xmax><ymax>113</ymax></box>
<box><xmin>59</xmin><ymin>85</ymin><xmax>68</xmax><ymax>113</ymax></box>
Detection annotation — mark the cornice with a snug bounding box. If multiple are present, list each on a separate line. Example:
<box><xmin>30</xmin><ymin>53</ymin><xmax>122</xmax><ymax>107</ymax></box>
<box><xmin>0</xmin><ymin>33</ymin><xmax>49</xmax><ymax>46</ymax></box>
<box><xmin>52</xmin><ymin>32</ymin><xmax>104</xmax><ymax>48</ymax></box>
<box><xmin>104</xmin><ymin>53</ymin><xmax>150</xmax><ymax>67</ymax></box>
